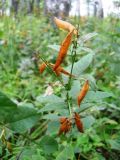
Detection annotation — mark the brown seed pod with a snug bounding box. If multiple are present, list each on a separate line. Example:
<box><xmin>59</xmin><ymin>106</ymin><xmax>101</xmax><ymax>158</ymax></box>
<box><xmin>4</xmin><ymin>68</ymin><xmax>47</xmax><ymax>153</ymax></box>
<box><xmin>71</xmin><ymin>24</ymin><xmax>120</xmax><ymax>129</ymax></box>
<box><xmin>77</xmin><ymin>80</ymin><xmax>89</xmax><ymax>107</ymax></box>
<box><xmin>39</xmin><ymin>62</ymin><xmax>75</xmax><ymax>77</ymax></box>
<box><xmin>39</xmin><ymin>62</ymin><xmax>47</xmax><ymax>73</ymax></box>
<box><xmin>58</xmin><ymin>66</ymin><xmax>75</xmax><ymax>77</ymax></box>
<box><xmin>49</xmin><ymin>63</ymin><xmax>75</xmax><ymax>77</ymax></box>
<box><xmin>58</xmin><ymin>117</ymin><xmax>71</xmax><ymax>135</ymax></box>
<box><xmin>54</xmin><ymin>17</ymin><xmax>78</xmax><ymax>35</ymax></box>
<box><xmin>74</xmin><ymin>112</ymin><xmax>84</xmax><ymax>133</ymax></box>
<box><xmin>54</xmin><ymin>31</ymin><xmax>73</xmax><ymax>71</ymax></box>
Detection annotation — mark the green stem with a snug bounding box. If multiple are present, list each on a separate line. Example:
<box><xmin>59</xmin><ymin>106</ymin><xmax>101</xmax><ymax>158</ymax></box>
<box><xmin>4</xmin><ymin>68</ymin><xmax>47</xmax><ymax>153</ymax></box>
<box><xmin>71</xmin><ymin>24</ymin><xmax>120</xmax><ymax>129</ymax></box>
<box><xmin>66</xmin><ymin>91</ymin><xmax>72</xmax><ymax>117</ymax></box>
<box><xmin>39</xmin><ymin>55</ymin><xmax>65</xmax><ymax>87</ymax></box>
<box><xmin>66</xmin><ymin>26</ymin><xmax>80</xmax><ymax>117</ymax></box>
<box><xmin>69</xmin><ymin>32</ymin><xmax>79</xmax><ymax>85</ymax></box>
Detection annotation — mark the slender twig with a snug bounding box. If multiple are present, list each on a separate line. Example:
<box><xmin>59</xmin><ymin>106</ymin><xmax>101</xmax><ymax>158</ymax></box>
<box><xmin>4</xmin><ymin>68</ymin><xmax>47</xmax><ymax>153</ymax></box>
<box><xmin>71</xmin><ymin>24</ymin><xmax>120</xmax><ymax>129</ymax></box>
<box><xmin>65</xmin><ymin>26</ymin><xmax>80</xmax><ymax>117</ymax></box>
<box><xmin>39</xmin><ymin>55</ymin><xmax>65</xmax><ymax>87</ymax></box>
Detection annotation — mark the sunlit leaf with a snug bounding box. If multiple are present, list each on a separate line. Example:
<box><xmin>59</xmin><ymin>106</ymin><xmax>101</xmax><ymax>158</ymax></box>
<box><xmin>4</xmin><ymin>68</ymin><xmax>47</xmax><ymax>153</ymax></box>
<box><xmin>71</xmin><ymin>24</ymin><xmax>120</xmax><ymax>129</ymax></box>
<box><xmin>56</xmin><ymin>145</ymin><xmax>74</xmax><ymax>160</ymax></box>
<box><xmin>40</xmin><ymin>135</ymin><xmax>58</xmax><ymax>154</ymax></box>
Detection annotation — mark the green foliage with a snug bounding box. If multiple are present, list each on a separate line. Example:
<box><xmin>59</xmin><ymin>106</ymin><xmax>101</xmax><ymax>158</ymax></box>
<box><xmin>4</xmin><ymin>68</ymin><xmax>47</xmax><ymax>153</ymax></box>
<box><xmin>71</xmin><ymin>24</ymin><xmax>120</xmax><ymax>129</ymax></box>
<box><xmin>0</xmin><ymin>15</ymin><xmax>120</xmax><ymax>160</ymax></box>
<box><xmin>0</xmin><ymin>91</ymin><xmax>40</xmax><ymax>132</ymax></box>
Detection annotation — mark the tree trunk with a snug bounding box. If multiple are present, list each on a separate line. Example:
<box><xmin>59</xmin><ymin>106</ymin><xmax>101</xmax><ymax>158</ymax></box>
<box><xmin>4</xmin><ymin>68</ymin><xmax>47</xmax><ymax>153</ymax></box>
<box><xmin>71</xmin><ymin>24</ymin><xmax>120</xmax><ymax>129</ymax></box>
<box><xmin>11</xmin><ymin>0</ymin><xmax>20</xmax><ymax>15</ymax></box>
<box><xmin>93</xmin><ymin>1</ymin><xmax>97</xmax><ymax>17</ymax></box>
<box><xmin>79</xmin><ymin>0</ymin><xmax>81</xmax><ymax>17</ymax></box>
<box><xmin>34</xmin><ymin>0</ymin><xmax>40</xmax><ymax>13</ymax></box>
<box><xmin>44</xmin><ymin>0</ymin><xmax>71</xmax><ymax>19</ymax></box>
<box><xmin>94</xmin><ymin>0</ymin><xmax>104</xmax><ymax>18</ymax></box>
<box><xmin>86</xmin><ymin>0</ymin><xmax>90</xmax><ymax>16</ymax></box>
<box><xmin>61</xmin><ymin>0</ymin><xmax>71</xmax><ymax>18</ymax></box>
<box><xmin>28</xmin><ymin>0</ymin><xmax>34</xmax><ymax>14</ymax></box>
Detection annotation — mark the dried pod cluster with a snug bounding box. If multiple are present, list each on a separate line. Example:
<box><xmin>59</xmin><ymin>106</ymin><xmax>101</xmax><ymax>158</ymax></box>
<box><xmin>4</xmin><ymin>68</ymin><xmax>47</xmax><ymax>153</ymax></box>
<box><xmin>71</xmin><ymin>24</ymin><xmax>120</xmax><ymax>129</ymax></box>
<box><xmin>58</xmin><ymin>112</ymin><xmax>84</xmax><ymax>135</ymax></box>
<box><xmin>39</xmin><ymin>62</ymin><xmax>75</xmax><ymax>77</ymax></box>
<box><xmin>39</xmin><ymin>17</ymin><xmax>77</xmax><ymax>77</ymax></box>
<box><xmin>58</xmin><ymin>117</ymin><xmax>71</xmax><ymax>135</ymax></box>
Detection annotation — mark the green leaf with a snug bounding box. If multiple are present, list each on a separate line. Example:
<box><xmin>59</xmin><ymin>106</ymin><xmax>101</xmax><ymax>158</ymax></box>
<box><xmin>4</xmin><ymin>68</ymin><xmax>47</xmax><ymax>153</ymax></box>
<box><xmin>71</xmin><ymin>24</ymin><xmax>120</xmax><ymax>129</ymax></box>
<box><xmin>66</xmin><ymin>53</ymin><xmax>94</xmax><ymax>77</ymax></box>
<box><xmin>78</xmin><ymin>47</ymin><xmax>94</xmax><ymax>54</ymax></box>
<box><xmin>40</xmin><ymin>135</ymin><xmax>58</xmax><ymax>154</ymax></box>
<box><xmin>39</xmin><ymin>102</ymin><xmax>66</xmax><ymax>112</ymax></box>
<box><xmin>31</xmin><ymin>155</ymin><xmax>46</xmax><ymax>160</ymax></box>
<box><xmin>46</xmin><ymin>121</ymin><xmax>59</xmax><ymax>135</ymax></box>
<box><xmin>56</xmin><ymin>145</ymin><xmax>74</xmax><ymax>160</ymax></box>
<box><xmin>92</xmin><ymin>153</ymin><xmax>106</xmax><ymax>160</ymax></box>
<box><xmin>75</xmin><ymin>103</ymin><xmax>93</xmax><ymax>113</ymax></box>
<box><xmin>18</xmin><ymin>147</ymin><xmax>45</xmax><ymax>160</ymax></box>
<box><xmin>0</xmin><ymin>92</ymin><xmax>40</xmax><ymax>132</ymax></box>
<box><xmin>79</xmin><ymin>32</ymin><xmax>98</xmax><ymax>43</ymax></box>
<box><xmin>0</xmin><ymin>92</ymin><xmax>16</xmax><ymax>108</ymax></box>
<box><xmin>108</xmin><ymin>138</ymin><xmax>120</xmax><ymax>151</ymax></box>
<box><xmin>48</xmin><ymin>44</ymin><xmax>60</xmax><ymax>52</ymax></box>
<box><xmin>36</xmin><ymin>94</ymin><xmax>64</xmax><ymax>104</ymax></box>
<box><xmin>82</xmin><ymin>116</ymin><xmax>96</xmax><ymax>129</ymax></box>
<box><xmin>85</xmin><ymin>91</ymin><xmax>114</xmax><ymax>102</ymax></box>
<box><xmin>42</xmin><ymin>114</ymin><xmax>61</xmax><ymax>120</ymax></box>
<box><xmin>0</xmin><ymin>91</ymin><xmax>17</xmax><ymax>123</ymax></box>
<box><xmin>77</xmin><ymin>134</ymin><xmax>89</xmax><ymax>145</ymax></box>
<box><xmin>7</xmin><ymin>104</ymin><xmax>40</xmax><ymax>132</ymax></box>
<box><xmin>69</xmin><ymin>80</ymin><xmax>81</xmax><ymax>99</ymax></box>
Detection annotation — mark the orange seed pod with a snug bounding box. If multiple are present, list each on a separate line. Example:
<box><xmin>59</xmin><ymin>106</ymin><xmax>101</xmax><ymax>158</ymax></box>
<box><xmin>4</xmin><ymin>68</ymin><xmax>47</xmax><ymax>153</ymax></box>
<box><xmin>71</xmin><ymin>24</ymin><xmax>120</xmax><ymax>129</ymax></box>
<box><xmin>58</xmin><ymin>117</ymin><xmax>71</xmax><ymax>135</ymax></box>
<box><xmin>54</xmin><ymin>31</ymin><xmax>73</xmax><ymax>71</ymax></box>
<box><xmin>54</xmin><ymin>17</ymin><xmax>77</xmax><ymax>35</ymax></box>
<box><xmin>39</xmin><ymin>62</ymin><xmax>47</xmax><ymax>74</ymax></box>
<box><xmin>77</xmin><ymin>80</ymin><xmax>89</xmax><ymax>107</ymax></box>
<box><xmin>74</xmin><ymin>112</ymin><xmax>84</xmax><ymax>133</ymax></box>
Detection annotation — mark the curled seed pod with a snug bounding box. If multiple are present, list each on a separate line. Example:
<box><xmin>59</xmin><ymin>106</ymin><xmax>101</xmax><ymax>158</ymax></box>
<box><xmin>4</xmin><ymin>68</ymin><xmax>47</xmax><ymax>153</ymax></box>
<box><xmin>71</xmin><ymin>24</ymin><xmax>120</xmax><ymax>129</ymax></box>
<box><xmin>54</xmin><ymin>31</ymin><xmax>73</xmax><ymax>71</ymax></box>
<box><xmin>54</xmin><ymin>17</ymin><xmax>78</xmax><ymax>35</ymax></box>
<box><xmin>39</xmin><ymin>62</ymin><xmax>53</xmax><ymax>74</ymax></box>
<box><xmin>39</xmin><ymin>62</ymin><xmax>47</xmax><ymax>73</ymax></box>
<box><xmin>77</xmin><ymin>80</ymin><xmax>89</xmax><ymax>107</ymax></box>
<box><xmin>39</xmin><ymin>62</ymin><xmax>75</xmax><ymax>77</ymax></box>
<box><xmin>49</xmin><ymin>63</ymin><xmax>75</xmax><ymax>77</ymax></box>
<box><xmin>57</xmin><ymin>66</ymin><xmax>75</xmax><ymax>77</ymax></box>
<box><xmin>74</xmin><ymin>112</ymin><xmax>84</xmax><ymax>133</ymax></box>
<box><xmin>58</xmin><ymin>117</ymin><xmax>71</xmax><ymax>135</ymax></box>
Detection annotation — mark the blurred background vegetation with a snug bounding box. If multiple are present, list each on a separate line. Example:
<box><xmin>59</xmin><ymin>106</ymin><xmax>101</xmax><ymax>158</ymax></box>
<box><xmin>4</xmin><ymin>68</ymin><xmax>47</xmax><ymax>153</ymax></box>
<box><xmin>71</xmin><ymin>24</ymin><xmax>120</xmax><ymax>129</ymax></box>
<box><xmin>0</xmin><ymin>0</ymin><xmax>120</xmax><ymax>160</ymax></box>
